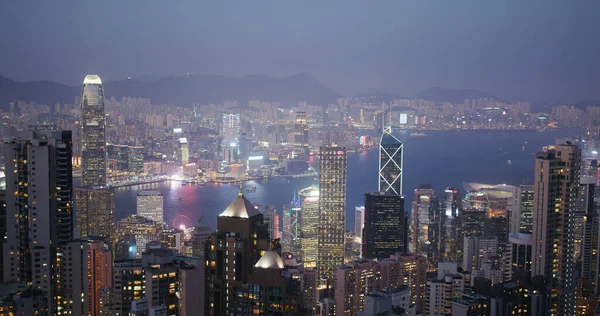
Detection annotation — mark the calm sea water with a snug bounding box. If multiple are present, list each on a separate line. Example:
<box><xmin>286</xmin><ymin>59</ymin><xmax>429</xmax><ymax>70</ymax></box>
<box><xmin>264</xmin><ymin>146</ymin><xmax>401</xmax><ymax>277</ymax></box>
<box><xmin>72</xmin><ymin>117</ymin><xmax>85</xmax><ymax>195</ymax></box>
<box><xmin>107</xmin><ymin>129</ymin><xmax>582</xmax><ymax>230</ymax></box>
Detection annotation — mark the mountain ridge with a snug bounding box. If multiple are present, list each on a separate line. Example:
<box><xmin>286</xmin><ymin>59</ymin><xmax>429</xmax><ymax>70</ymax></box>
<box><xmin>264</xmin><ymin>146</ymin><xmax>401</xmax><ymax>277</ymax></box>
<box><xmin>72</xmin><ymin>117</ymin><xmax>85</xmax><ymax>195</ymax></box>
<box><xmin>0</xmin><ymin>73</ymin><xmax>341</xmax><ymax>109</ymax></box>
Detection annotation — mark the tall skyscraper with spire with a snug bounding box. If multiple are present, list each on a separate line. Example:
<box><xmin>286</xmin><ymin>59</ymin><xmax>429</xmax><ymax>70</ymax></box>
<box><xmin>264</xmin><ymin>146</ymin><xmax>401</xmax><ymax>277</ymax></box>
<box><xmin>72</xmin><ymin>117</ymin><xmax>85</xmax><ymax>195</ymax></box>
<box><xmin>532</xmin><ymin>143</ymin><xmax>580</xmax><ymax>316</ymax></box>
<box><xmin>80</xmin><ymin>74</ymin><xmax>107</xmax><ymax>188</ymax></box>
<box><xmin>76</xmin><ymin>75</ymin><xmax>115</xmax><ymax>241</ymax></box>
<box><xmin>379</xmin><ymin>106</ymin><xmax>403</xmax><ymax>195</ymax></box>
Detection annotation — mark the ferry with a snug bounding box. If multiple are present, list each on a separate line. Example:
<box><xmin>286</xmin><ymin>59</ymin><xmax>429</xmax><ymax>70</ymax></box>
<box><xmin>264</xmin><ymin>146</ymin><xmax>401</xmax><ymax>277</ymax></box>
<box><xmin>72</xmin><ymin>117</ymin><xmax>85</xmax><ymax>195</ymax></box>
<box><xmin>410</xmin><ymin>132</ymin><xmax>428</xmax><ymax>137</ymax></box>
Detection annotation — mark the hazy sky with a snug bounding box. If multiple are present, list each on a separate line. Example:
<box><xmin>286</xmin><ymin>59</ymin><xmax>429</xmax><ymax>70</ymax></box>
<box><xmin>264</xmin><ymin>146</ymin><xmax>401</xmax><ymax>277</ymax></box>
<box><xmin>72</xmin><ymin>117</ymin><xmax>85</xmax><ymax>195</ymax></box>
<box><xmin>1</xmin><ymin>0</ymin><xmax>599</xmax><ymax>103</ymax></box>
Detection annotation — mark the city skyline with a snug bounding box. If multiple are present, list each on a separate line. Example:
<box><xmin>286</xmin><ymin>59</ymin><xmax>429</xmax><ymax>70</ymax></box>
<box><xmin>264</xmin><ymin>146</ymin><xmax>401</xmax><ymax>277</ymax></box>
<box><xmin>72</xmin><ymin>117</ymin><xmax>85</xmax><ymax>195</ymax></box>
<box><xmin>2</xmin><ymin>2</ymin><xmax>600</xmax><ymax>314</ymax></box>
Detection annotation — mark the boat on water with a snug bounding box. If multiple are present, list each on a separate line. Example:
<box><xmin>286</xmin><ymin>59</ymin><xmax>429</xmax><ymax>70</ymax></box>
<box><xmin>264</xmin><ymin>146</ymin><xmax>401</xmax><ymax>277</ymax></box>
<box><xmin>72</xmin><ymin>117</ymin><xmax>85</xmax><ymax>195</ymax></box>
<box><xmin>410</xmin><ymin>132</ymin><xmax>428</xmax><ymax>137</ymax></box>
<box><xmin>246</xmin><ymin>186</ymin><xmax>256</xmax><ymax>192</ymax></box>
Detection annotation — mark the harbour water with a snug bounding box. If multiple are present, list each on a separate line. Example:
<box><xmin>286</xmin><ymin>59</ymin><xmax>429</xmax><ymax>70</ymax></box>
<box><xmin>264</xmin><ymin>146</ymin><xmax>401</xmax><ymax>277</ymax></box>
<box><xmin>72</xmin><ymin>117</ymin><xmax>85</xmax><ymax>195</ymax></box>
<box><xmin>105</xmin><ymin>129</ymin><xmax>582</xmax><ymax>230</ymax></box>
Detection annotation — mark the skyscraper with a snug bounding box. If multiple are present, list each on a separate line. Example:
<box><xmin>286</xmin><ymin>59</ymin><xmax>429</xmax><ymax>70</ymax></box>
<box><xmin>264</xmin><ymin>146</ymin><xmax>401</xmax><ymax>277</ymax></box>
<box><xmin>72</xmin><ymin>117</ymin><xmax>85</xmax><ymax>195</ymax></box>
<box><xmin>263</xmin><ymin>205</ymin><xmax>280</xmax><ymax>240</ymax></box>
<box><xmin>283</xmin><ymin>197</ymin><xmax>302</xmax><ymax>259</ymax></box>
<box><xmin>379</xmin><ymin>127</ymin><xmax>403</xmax><ymax>195</ymax></box>
<box><xmin>76</xmin><ymin>187</ymin><xmax>116</xmax><ymax>240</ymax></box>
<box><xmin>205</xmin><ymin>190</ymin><xmax>270</xmax><ymax>315</ymax></box>
<box><xmin>318</xmin><ymin>146</ymin><xmax>347</xmax><ymax>281</ymax></box>
<box><xmin>136</xmin><ymin>190</ymin><xmax>164</xmax><ymax>224</ymax></box>
<box><xmin>532</xmin><ymin>143</ymin><xmax>581</xmax><ymax>316</ymax></box>
<box><xmin>293</xmin><ymin>111</ymin><xmax>309</xmax><ymax>148</ymax></box>
<box><xmin>77</xmin><ymin>74</ymin><xmax>115</xmax><ymax>241</ymax></box>
<box><xmin>3</xmin><ymin>131</ymin><xmax>73</xmax><ymax>313</ymax></box>
<box><xmin>441</xmin><ymin>187</ymin><xmax>461</xmax><ymax>261</ymax></box>
<box><xmin>354</xmin><ymin>206</ymin><xmax>365</xmax><ymax>257</ymax></box>
<box><xmin>362</xmin><ymin>192</ymin><xmax>408</xmax><ymax>259</ymax></box>
<box><xmin>411</xmin><ymin>185</ymin><xmax>440</xmax><ymax>269</ymax></box>
<box><xmin>222</xmin><ymin>112</ymin><xmax>241</xmax><ymax>145</ymax></box>
<box><xmin>299</xmin><ymin>185</ymin><xmax>319</xmax><ymax>268</ymax></box>
<box><xmin>80</xmin><ymin>74</ymin><xmax>107</xmax><ymax>188</ymax></box>
<box><xmin>579</xmin><ymin>175</ymin><xmax>600</xmax><ymax>305</ymax></box>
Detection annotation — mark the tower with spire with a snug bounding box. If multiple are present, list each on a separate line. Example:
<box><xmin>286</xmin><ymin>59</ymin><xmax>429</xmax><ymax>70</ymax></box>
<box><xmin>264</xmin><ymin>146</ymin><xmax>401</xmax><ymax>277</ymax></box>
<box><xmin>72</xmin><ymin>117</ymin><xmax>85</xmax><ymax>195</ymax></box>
<box><xmin>378</xmin><ymin>103</ymin><xmax>403</xmax><ymax>195</ymax></box>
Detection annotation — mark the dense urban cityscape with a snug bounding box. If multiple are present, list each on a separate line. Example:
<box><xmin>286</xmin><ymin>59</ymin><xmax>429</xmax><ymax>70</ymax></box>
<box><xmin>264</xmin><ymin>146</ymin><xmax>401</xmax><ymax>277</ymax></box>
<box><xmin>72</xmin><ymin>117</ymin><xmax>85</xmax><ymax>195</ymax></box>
<box><xmin>2</xmin><ymin>2</ymin><xmax>600</xmax><ymax>316</ymax></box>
<box><xmin>0</xmin><ymin>73</ymin><xmax>598</xmax><ymax>316</ymax></box>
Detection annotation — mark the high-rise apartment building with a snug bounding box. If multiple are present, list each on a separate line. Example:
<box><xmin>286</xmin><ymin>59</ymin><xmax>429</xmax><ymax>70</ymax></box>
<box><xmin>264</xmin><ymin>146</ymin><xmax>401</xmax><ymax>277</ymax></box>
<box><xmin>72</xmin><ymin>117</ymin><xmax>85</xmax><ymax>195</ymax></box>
<box><xmin>426</xmin><ymin>262</ymin><xmax>465</xmax><ymax>316</ymax></box>
<box><xmin>115</xmin><ymin>215</ymin><xmax>163</xmax><ymax>258</ymax></box>
<box><xmin>205</xmin><ymin>190</ymin><xmax>270</xmax><ymax>315</ymax></box>
<box><xmin>80</xmin><ymin>74</ymin><xmax>107</xmax><ymax>188</ymax></box>
<box><xmin>412</xmin><ymin>185</ymin><xmax>440</xmax><ymax>268</ymax></box>
<box><xmin>532</xmin><ymin>143</ymin><xmax>581</xmax><ymax>315</ymax></box>
<box><xmin>2</xmin><ymin>131</ymin><xmax>73</xmax><ymax>314</ymax></box>
<box><xmin>579</xmin><ymin>175</ymin><xmax>600</xmax><ymax>305</ymax></box>
<box><xmin>136</xmin><ymin>190</ymin><xmax>164</xmax><ymax>224</ymax></box>
<box><xmin>379</xmin><ymin>127</ymin><xmax>403</xmax><ymax>195</ymax></box>
<box><xmin>317</xmin><ymin>146</ymin><xmax>347</xmax><ymax>281</ymax></box>
<box><xmin>362</xmin><ymin>192</ymin><xmax>407</xmax><ymax>259</ymax></box>
<box><xmin>334</xmin><ymin>259</ymin><xmax>379</xmax><ymax>316</ymax></box>
<box><xmin>62</xmin><ymin>240</ymin><xmax>112</xmax><ymax>316</ymax></box>
<box><xmin>299</xmin><ymin>185</ymin><xmax>319</xmax><ymax>268</ymax></box>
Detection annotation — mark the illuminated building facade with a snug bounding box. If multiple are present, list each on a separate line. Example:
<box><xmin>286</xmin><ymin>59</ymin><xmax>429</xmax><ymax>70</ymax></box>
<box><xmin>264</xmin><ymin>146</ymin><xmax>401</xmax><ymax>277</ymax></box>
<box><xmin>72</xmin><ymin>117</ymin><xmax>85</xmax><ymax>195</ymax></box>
<box><xmin>263</xmin><ymin>205</ymin><xmax>280</xmax><ymax>240</ymax></box>
<box><xmin>2</xmin><ymin>131</ymin><xmax>73</xmax><ymax>314</ymax></box>
<box><xmin>293</xmin><ymin>111</ymin><xmax>309</xmax><ymax>156</ymax></box>
<box><xmin>233</xmin><ymin>250</ymin><xmax>309</xmax><ymax>315</ymax></box>
<box><xmin>222</xmin><ymin>113</ymin><xmax>241</xmax><ymax>145</ymax></box>
<box><xmin>136</xmin><ymin>190</ymin><xmax>164</xmax><ymax>224</ymax></box>
<box><xmin>334</xmin><ymin>259</ymin><xmax>379</xmax><ymax>316</ymax></box>
<box><xmin>411</xmin><ymin>185</ymin><xmax>440</xmax><ymax>269</ymax></box>
<box><xmin>76</xmin><ymin>187</ymin><xmax>116</xmax><ymax>241</ymax></box>
<box><xmin>283</xmin><ymin>196</ymin><xmax>302</xmax><ymax>259</ymax></box>
<box><xmin>317</xmin><ymin>146</ymin><xmax>347</xmax><ymax>281</ymax></box>
<box><xmin>205</xmin><ymin>190</ymin><xmax>270</xmax><ymax>315</ymax></box>
<box><xmin>441</xmin><ymin>187</ymin><xmax>461</xmax><ymax>261</ymax></box>
<box><xmin>299</xmin><ymin>185</ymin><xmax>319</xmax><ymax>268</ymax></box>
<box><xmin>115</xmin><ymin>215</ymin><xmax>163</xmax><ymax>258</ymax></box>
<box><xmin>362</xmin><ymin>192</ymin><xmax>408</xmax><ymax>259</ymax></box>
<box><xmin>62</xmin><ymin>240</ymin><xmax>112</xmax><ymax>316</ymax></box>
<box><xmin>379</xmin><ymin>127</ymin><xmax>403</xmax><ymax>196</ymax></box>
<box><xmin>80</xmin><ymin>74</ymin><xmax>107</xmax><ymax>188</ymax></box>
<box><xmin>532</xmin><ymin>143</ymin><xmax>580</xmax><ymax>316</ymax></box>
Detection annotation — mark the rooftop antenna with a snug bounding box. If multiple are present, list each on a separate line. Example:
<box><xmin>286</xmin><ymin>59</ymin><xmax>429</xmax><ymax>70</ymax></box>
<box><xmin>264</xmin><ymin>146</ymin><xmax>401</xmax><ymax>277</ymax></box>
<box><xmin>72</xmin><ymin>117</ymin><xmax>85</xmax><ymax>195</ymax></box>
<box><xmin>238</xmin><ymin>168</ymin><xmax>244</xmax><ymax>197</ymax></box>
<box><xmin>388</xmin><ymin>102</ymin><xmax>392</xmax><ymax>133</ymax></box>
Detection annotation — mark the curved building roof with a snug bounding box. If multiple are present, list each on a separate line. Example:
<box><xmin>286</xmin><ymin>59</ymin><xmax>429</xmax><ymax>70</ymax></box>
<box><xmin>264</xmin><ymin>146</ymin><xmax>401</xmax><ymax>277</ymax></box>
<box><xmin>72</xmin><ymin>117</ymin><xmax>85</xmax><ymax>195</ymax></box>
<box><xmin>254</xmin><ymin>250</ymin><xmax>285</xmax><ymax>269</ymax></box>
<box><xmin>219</xmin><ymin>192</ymin><xmax>260</xmax><ymax>218</ymax></box>
<box><xmin>83</xmin><ymin>74</ymin><xmax>102</xmax><ymax>85</ymax></box>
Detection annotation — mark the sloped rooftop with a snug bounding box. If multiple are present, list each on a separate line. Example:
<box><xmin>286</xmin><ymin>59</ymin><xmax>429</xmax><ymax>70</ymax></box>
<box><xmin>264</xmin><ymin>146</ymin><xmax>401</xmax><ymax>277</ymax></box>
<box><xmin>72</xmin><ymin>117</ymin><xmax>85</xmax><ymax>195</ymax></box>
<box><xmin>219</xmin><ymin>192</ymin><xmax>260</xmax><ymax>218</ymax></box>
<box><xmin>254</xmin><ymin>250</ymin><xmax>285</xmax><ymax>269</ymax></box>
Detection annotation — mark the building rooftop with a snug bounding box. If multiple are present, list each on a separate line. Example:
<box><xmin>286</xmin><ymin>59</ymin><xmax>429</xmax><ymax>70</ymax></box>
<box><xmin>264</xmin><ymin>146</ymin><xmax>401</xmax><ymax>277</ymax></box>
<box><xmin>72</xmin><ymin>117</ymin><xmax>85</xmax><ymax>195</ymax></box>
<box><xmin>83</xmin><ymin>74</ymin><xmax>102</xmax><ymax>85</ymax></box>
<box><xmin>254</xmin><ymin>250</ymin><xmax>285</xmax><ymax>269</ymax></box>
<box><xmin>380</xmin><ymin>132</ymin><xmax>403</xmax><ymax>146</ymax></box>
<box><xmin>219</xmin><ymin>192</ymin><xmax>261</xmax><ymax>218</ymax></box>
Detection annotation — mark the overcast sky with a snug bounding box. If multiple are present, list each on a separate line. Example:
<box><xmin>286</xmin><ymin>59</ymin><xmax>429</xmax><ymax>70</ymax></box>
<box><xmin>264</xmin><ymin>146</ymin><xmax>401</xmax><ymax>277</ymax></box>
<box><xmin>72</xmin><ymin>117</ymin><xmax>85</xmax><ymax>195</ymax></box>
<box><xmin>1</xmin><ymin>0</ymin><xmax>599</xmax><ymax>103</ymax></box>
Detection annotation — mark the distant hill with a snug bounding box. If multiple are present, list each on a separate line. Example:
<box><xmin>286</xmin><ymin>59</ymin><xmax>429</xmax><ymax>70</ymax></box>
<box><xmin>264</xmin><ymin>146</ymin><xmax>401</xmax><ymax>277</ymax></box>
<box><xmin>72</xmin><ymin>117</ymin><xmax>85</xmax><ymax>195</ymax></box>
<box><xmin>0</xmin><ymin>73</ymin><xmax>340</xmax><ymax>110</ymax></box>
<box><xmin>412</xmin><ymin>87</ymin><xmax>500</xmax><ymax>104</ymax></box>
